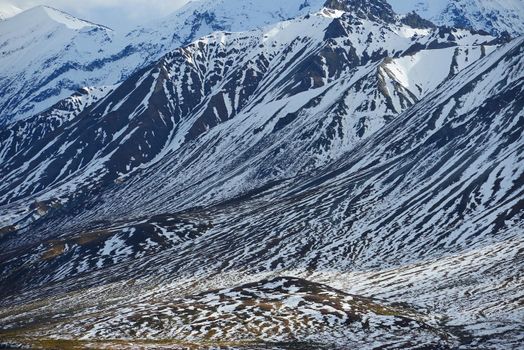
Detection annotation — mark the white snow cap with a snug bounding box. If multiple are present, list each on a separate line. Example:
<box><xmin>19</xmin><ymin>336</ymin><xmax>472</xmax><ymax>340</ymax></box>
<box><xmin>0</xmin><ymin>1</ymin><xmax>21</xmax><ymax>20</ymax></box>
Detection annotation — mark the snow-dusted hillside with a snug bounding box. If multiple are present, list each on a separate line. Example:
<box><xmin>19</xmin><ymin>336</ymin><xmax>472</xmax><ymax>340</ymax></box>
<box><xmin>0</xmin><ymin>0</ymin><xmax>522</xmax><ymax>349</ymax></box>
<box><xmin>0</xmin><ymin>0</ymin><xmax>518</xmax><ymax>126</ymax></box>
<box><xmin>0</xmin><ymin>31</ymin><xmax>522</xmax><ymax>349</ymax></box>
<box><xmin>388</xmin><ymin>0</ymin><xmax>524</xmax><ymax>35</ymax></box>
<box><xmin>0</xmin><ymin>0</ymin><xmax>328</xmax><ymax>125</ymax></box>
<box><xmin>0</xmin><ymin>8</ymin><xmax>497</xmax><ymax>211</ymax></box>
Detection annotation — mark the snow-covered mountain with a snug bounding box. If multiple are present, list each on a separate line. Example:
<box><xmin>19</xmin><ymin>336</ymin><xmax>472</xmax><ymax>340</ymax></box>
<box><xmin>0</xmin><ymin>0</ymin><xmax>522</xmax><ymax>349</ymax></box>
<box><xmin>1</xmin><ymin>0</ymin><xmax>520</xmax><ymax>126</ymax></box>
<box><xmin>0</xmin><ymin>0</ymin><xmax>327</xmax><ymax>125</ymax></box>
<box><xmin>388</xmin><ymin>0</ymin><xmax>524</xmax><ymax>36</ymax></box>
<box><xmin>0</xmin><ymin>2</ymin><xmax>20</xmax><ymax>20</ymax></box>
<box><xmin>0</xmin><ymin>6</ymin><xmax>155</xmax><ymax>125</ymax></box>
<box><xmin>1</xmin><ymin>30</ymin><xmax>522</xmax><ymax>348</ymax></box>
<box><xmin>0</xmin><ymin>7</ymin><xmax>498</xmax><ymax>211</ymax></box>
<box><xmin>128</xmin><ymin>0</ymin><xmax>327</xmax><ymax>46</ymax></box>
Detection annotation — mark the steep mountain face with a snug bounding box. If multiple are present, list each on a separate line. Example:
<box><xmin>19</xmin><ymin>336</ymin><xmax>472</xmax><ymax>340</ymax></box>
<box><xmin>0</xmin><ymin>31</ymin><xmax>522</xmax><ymax>349</ymax></box>
<box><xmin>388</xmin><ymin>0</ymin><xmax>524</xmax><ymax>36</ymax></box>
<box><xmin>0</xmin><ymin>9</ymin><xmax>497</xmax><ymax>221</ymax></box>
<box><xmin>0</xmin><ymin>1</ymin><xmax>522</xmax><ymax>349</ymax></box>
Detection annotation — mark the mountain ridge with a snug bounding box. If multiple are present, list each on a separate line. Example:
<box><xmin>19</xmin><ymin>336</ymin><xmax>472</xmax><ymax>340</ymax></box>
<box><xmin>0</xmin><ymin>1</ymin><xmax>522</xmax><ymax>349</ymax></box>
<box><xmin>0</xmin><ymin>33</ymin><xmax>522</xmax><ymax>348</ymax></box>
<box><xmin>0</xmin><ymin>0</ymin><xmax>522</xmax><ymax>125</ymax></box>
<box><xmin>0</xmin><ymin>2</ymin><xmax>20</xmax><ymax>20</ymax></box>
<box><xmin>0</xmin><ymin>10</ymin><xmax>497</xmax><ymax>214</ymax></box>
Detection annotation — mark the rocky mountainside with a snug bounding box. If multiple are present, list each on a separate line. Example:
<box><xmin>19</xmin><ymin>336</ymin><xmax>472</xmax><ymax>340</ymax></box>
<box><xmin>0</xmin><ymin>0</ymin><xmax>522</xmax><ymax>349</ymax></box>
<box><xmin>0</xmin><ymin>0</ymin><xmax>326</xmax><ymax>125</ymax></box>
<box><xmin>0</xmin><ymin>7</ymin><xmax>498</xmax><ymax>218</ymax></box>
<box><xmin>1</xmin><ymin>32</ymin><xmax>522</xmax><ymax>348</ymax></box>
<box><xmin>1</xmin><ymin>0</ymin><xmax>522</xmax><ymax>126</ymax></box>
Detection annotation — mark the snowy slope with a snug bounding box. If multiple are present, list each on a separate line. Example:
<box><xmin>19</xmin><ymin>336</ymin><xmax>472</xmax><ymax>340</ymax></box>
<box><xmin>0</xmin><ymin>0</ymin><xmax>510</xmax><ymax>295</ymax></box>
<box><xmin>0</xmin><ymin>2</ymin><xmax>20</xmax><ymax>20</ymax></box>
<box><xmin>0</xmin><ymin>34</ymin><xmax>522</xmax><ymax>349</ymax></box>
<box><xmin>0</xmin><ymin>6</ymin><xmax>123</xmax><ymax>123</ymax></box>
<box><xmin>388</xmin><ymin>0</ymin><xmax>524</xmax><ymax>35</ymax></box>
<box><xmin>0</xmin><ymin>0</ymin><xmax>516</xmax><ymax>125</ymax></box>
<box><xmin>0</xmin><ymin>0</ymin><xmax>328</xmax><ymax>125</ymax></box>
<box><xmin>0</xmin><ymin>9</ymin><xmax>497</xmax><ymax>212</ymax></box>
<box><xmin>0</xmin><ymin>1</ymin><xmax>522</xmax><ymax>349</ymax></box>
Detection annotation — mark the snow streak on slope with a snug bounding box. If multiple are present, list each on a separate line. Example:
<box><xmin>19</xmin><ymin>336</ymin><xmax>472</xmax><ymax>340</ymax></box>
<box><xmin>0</xmin><ymin>26</ymin><xmax>522</xmax><ymax>350</ymax></box>
<box><xmin>0</xmin><ymin>11</ymin><xmax>497</xmax><ymax>222</ymax></box>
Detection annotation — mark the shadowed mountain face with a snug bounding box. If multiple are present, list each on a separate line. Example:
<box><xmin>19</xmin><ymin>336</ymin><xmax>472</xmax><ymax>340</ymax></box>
<box><xmin>0</xmin><ymin>1</ymin><xmax>523</xmax><ymax>349</ymax></box>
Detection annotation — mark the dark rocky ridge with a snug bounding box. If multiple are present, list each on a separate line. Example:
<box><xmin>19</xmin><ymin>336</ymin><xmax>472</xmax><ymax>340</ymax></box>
<box><xmin>324</xmin><ymin>0</ymin><xmax>395</xmax><ymax>22</ymax></box>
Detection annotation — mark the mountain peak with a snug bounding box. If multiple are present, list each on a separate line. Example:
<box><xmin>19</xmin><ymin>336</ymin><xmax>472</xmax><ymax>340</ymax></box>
<box><xmin>0</xmin><ymin>2</ymin><xmax>21</xmax><ymax>20</ymax></box>
<box><xmin>12</xmin><ymin>5</ymin><xmax>109</xmax><ymax>31</ymax></box>
<box><xmin>400</xmin><ymin>11</ymin><xmax>436</xmax><ymax>29</ymax></box>
<box><xmin>323</xmin><ymin>0</ymin><xmax>395</xmax><ymax>22</ymax></box>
